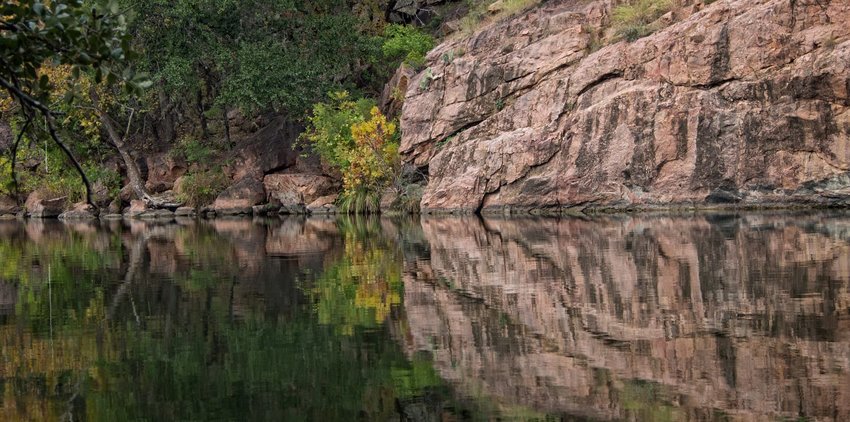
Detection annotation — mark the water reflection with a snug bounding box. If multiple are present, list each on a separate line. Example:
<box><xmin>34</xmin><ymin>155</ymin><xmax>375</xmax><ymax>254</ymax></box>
<box><xmin>404</xmin><ymin>214</ymin><xmax>850</xmax><ymax>420</ymax></box>
<box><xmin>0</xmin><ymin>213</ymin><xmax>848</xmax><ymax>420</ymax></box>
<box><xmin>0</xmin><ymin>217</ymin><xmax>447</xmax><ymax>421</ymax></box>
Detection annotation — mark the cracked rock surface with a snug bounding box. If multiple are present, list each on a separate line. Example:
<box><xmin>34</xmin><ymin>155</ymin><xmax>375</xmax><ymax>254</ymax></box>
<box><xmin>399</xmin><ymin>0</ymin><xmax>850</xmax><ymax>213</ymax></box>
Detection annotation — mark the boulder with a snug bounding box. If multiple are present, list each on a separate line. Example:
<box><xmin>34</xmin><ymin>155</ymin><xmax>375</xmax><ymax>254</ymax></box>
<box><xmin>144</xmin><ymin>153</ymin><xmax>187</xmax><ymax>193</ymax></box>
<box><xmin>307</xmin><ymin>194</ymin><xmax>339</xmax><ymax>215</ymax></box>
<box><xmin>25</xmin><ymin>192</ymin><xmax>67</xmax><ymax>218</ymax></box>
<box><xmin>263</xmin><ymin>174</ymin><xmax>339</xmax><ymax>213</ymax></box>
<box><xmin>106</xmin><ymin>198</ymin><xmax>123</xmax><ymax>214</ymax></box>
<box><xmin>232</xmin><ymin>115</ymin><xmax>302</xmax><ymax>180</ymax></box>
<box><xmin>389</xmin><ymin>0</ymin><xmax>450</xmax><ymax>24</ymax></box>
<box><xmin>174</xmin><ymin>207</ymin><xmax>197</xmax><ymax>217</ymax></box>
<box><xmin>124</xmin><ymin>199</ymin><xmax>147</xmax><ymax>217</ymax></box>
<box><xmin>59</xmin><ymin>202</ymin><xmax>97</xmax><ymax>220</ymax></box>
<box><xmin>0</xmin><ymin>195</ymin><xmax>20</xmax><ymax>217</ymax></box>
<box><xmin>211</xmin><ymin>177</ymin><xmax>265</xmax><ymax>215</ymax></box>
<box><xmin>138</xmin><ymin>209</ymin><xmax>175</xmax><ymax>219</ymax></box>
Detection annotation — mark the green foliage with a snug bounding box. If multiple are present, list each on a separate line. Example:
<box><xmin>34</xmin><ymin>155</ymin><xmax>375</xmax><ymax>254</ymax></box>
<box><xmin>338</xmin><ymin>187</ymin><xmax>382</xmax><ymax>214</ymax></box>
<box><xmin>0</xmin><ymin>0</ymin><xmax>148</xmax><ymax>104</ymax></box>
<box><xmin>612</xmin><ymin>0</ymin><xmax>673</xmax><ymax>42</ymax></box>
<box><xmin>128</xmin><ymin>0</ymin><xmax>382</xmax><ymax>117</ymax></box>
<box><xmin>418</xmin><ymin>67</ymin><xmax>434</xmax><ymax>91</ymax></box>
<box><xmin>382</xmin><ymin>24</ymin><xmax>435</xmax><ymax>68</ymax></box>
<box><xmin>87</xmin><ymin>165</ymin><xmax>123</xmax><ymax>199</ymax></box>
<box><xmin>176</xmin><ymin>169</ymin><xmax>229</xmax><ymax>207</ymax></box>
<box><xmin>302</xmin><ymin>93</ymin><xmax>400</xmax><ymax>214</ymax></box>
<box><xmin>170</xmin><ymin>136</ymin><xmax>215</xmax><ymax>164</ymax></box>
<box><xmin>345</xmin><ymin>107</ymin><xmax>399</xmax><ymax>193</ymax></box>
<box><xmin>301</xmin><ymin>91</ymin><xmax>375</xmax><ymax>170</ymax></box>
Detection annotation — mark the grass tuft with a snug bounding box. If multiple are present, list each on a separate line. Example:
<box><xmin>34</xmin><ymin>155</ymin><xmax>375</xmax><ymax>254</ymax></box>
<box><xmin>612</xmin><ymin>0</ymin><xmax>673</xmax><ymax>42</ymax></box>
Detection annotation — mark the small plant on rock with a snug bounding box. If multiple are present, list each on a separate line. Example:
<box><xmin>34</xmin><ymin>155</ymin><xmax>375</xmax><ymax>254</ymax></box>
<box><xmin>177</xmin><ymin>169</ymin><xmax>229</xmax><ymax>207</ymax></box>
<box><xmin>612</xmin><ymin>0</ymin><xmax>672</xmax><ymax>42</ymax></box>
<box><xmin>419</xmin><ymin>68</ymin><xmax>434</xmax><ymax>91</ymax></box>
<box><xmin>382</xmin><ymin>24</ymin><xmax>435</xmax><ymax>68</ymax></box>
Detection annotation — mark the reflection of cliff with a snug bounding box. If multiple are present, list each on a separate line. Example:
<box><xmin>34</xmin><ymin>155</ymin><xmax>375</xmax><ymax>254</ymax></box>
<box><xmin>402</xmin><ymin>214</ymin><xmax>850</xmax><ymax>420</ymax></box>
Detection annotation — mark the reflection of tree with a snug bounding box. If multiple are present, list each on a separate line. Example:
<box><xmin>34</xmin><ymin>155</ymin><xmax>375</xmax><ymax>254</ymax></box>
<box><xmin>0</xmin><ymin>222</ymin><xmax>122</xmax><ymax>420</ymax></box>
<box><xmin>309</xmin><ymin>217</ymin><xmax>403</xmax><ymax>335</ymax></box>
<box><xmin>0</xmin><ymin>218</ymin><xmax>465</xmax><ymax>420</ymax></box>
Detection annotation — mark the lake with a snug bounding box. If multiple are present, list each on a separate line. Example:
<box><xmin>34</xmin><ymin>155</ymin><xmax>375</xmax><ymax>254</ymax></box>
<box><xmin>0</xmin><ymin>213</ymin><xmax>848</xmax><ymax>421</ymax></box>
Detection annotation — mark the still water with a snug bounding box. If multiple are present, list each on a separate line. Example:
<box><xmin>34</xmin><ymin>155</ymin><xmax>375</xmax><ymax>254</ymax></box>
<box><xmin>0</xmin><ymin>213</ymin><xmax>848</xmax><ymax>421</ymax></box>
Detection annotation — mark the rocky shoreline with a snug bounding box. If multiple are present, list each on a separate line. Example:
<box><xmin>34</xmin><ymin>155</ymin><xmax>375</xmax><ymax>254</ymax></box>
<box><xmin>4</xmin><ymin>197</ymin><xmax>850</xmax><ymax>221</ymax></box>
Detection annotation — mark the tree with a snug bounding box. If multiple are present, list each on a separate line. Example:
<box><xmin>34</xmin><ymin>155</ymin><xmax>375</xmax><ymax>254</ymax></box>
<box><xmin>0</xmin><ymin>0</ymin><xmax>147</xmax><ymax>208</ymax></box>
<box><xmin>302</xmin><ymin>92</ymin><xmax>400</xmax><ymax>213</ymax></box>
<box><xmin>124</xmin><ymin>0</ymin><xmax>383</xmax><ymax>126</ymax></box>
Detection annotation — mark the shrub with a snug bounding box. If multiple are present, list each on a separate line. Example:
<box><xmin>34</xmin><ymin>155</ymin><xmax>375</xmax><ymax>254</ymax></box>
<box><xmin>176</xmin><ymin>170</ymin><xmax>229</xmax><ymax>207</ymax></box>
<box><xmin>301</xmin><ymin>91</ymin><xmax>375</xmax><ymax>170</ymax></box>
<box><xmin>170</xmin><ymin>136</ymin><xmax>215</xmax><ymax>164</ymax></box>
<box><xmin>459</xmin><ymin>0</ymin><xmax>542</xmax><ymax>35</ymax></box>
<box><xmin>418</xmin><ymin>67</ymin><xmax>434</xmax><ymax>91</ymax></box>
<box><xmin>302</xmin><ymin>94</ymin><xmax>401</xmax><ymax>214</ymax></box>
<box><xmin>382</xmin><ymin>24</ymin><xmax>435</xmax><ymax>68</ymax></box>
<box><xmin>345</xmin><ymin>107</ymin><xmax>400</xmax><ymax>195</ymax></box>
<box><xmin>338</xmin><ymin>187</ymin><xmax>382</xmax><ymax>214</ymax></box>
<box><xmin>612</xmin><ymin>0</ymin><xmax>672</xmax><ymax>42</ymax></box>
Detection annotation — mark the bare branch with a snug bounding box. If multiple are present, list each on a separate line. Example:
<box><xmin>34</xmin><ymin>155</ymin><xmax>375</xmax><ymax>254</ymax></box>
<box><xmin>44</xmin><ymin>114</ymin><xmax>97</xmax><ymax>210</ymax></box>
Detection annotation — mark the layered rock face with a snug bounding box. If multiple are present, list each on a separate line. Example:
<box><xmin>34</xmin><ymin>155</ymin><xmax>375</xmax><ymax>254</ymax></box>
<box><xmin>400</xmin><ymin>214</ymin><xmax>850</xmax><ymax>419</ymax></box>
<box><xmin>400</xmin><ymin>0</ymin><xmax>850</xmax><ymax>212</ymax></box>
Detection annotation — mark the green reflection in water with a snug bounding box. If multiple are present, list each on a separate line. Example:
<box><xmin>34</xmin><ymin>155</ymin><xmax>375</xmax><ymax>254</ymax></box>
<box><xmin>309</xmin><ymin>217</ymin><xmax>404</xmax><ymax>335</ymax></box>
<box><xmin>0</xmin><ymin>219</ymin><xmax>462</xmax><ymax>421</ymax></box>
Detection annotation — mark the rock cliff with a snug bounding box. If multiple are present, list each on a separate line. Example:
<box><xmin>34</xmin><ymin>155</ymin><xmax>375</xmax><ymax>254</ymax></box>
<box><xmin>400</xmin><ymin>0</ymin><xmax>850</xmax><ymax>213</ymax></box>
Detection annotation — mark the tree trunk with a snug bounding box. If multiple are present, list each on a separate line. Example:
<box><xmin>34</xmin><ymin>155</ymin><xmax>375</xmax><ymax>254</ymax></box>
<box><xmin>157</xmin><ymin>83</ymin><xmax>176</xmax><ymax>144</ymax></box>
<box><xmin>96</xmin><ymin>105</ymin><xmax>147</xmax><ymax>200</ymax></box>
<box><xmin>223</xmin><ymin>106</ymin><xmax>231</xmax><ymax>147</ymax></box>
<box><xmin>196</xmin><ymin>89</ymin><xmax>209</xmax><ymax>139</ymax></box>
<box><xmin>90</xmin><ymin>89</ymin><xmax>182</xmax><ymax>209</ymax></box>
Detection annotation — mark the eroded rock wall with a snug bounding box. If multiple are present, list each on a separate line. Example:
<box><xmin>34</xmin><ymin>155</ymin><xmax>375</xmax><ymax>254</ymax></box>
<box><xmin>400</xmin><ymin>0</ymin><xmax>850</xmax><ymax>212</ymax></box>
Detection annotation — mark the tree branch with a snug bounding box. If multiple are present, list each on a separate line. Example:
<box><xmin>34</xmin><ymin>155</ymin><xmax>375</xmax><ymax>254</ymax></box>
<box><xmin>1</xmin><ymin>75</ymin><xmax>95</xmax><ymax>210</ymax></box>
<box><xmin>44</xmin><ymin>114</ymin><xmax>97</xmax><ymax>210</ymax></box>
<box><xmin>0</xmin><ymin>76</ymin><xmax>62</xmax><ymax>117</ymax></box>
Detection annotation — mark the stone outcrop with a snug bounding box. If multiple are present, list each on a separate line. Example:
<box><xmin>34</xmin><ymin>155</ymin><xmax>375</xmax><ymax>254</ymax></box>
<box><xmin>58</xmin><ymin>202</ymin><xmax>97</xmax><ymax>220</ymax></box>
<box><xmin>389</xmin><ymin>0</ymin><xmax>455</xmax><ymax>24</ymax></box>
<box><xmin>306</xmin><ymin>194</ymin><xmax>339</xmax><ymax>214</ymax></box>
<box><xmin>231</xmin><ymin>115</ymin><xmax>302</xmax><ymax>181</ymax></box>
<box><xmin>24</xmin><ymin>191</ymin><xmax>67</xmax><ymax>218</ymax></box>
<box><xmin>144</xmin><ymin>153</ymin><xmax>187</xmax><ymax>193</ymax></box>
<box><xmin>380</xmin><ymin>63</ymin><xmax>417</xmax><ymax>120</ymax></box>
<box><xmin>400</xmin><ymin>0</ymin><xmax>850</xmax><ymax>213</ymax></box>
<box><xmin>211</xmin><ymin>177</ymin><xmax>266</xmax><ymax>215</ymax></box>
<box><xmin>263</xmin><ymin>174</ymin><xmax>340</xmax><ymax>214</ymax></box>
<box><xmin>0</xmin><ymin>196</ymin><xmax>20</xmax><ymax>218</ymax></box>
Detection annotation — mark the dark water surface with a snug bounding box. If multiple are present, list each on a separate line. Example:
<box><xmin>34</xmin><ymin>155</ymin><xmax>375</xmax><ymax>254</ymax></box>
<box><xmin>0</xmin><ymin>213</ymin><xmax>848</xmax><ymax>421</ymax></box>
